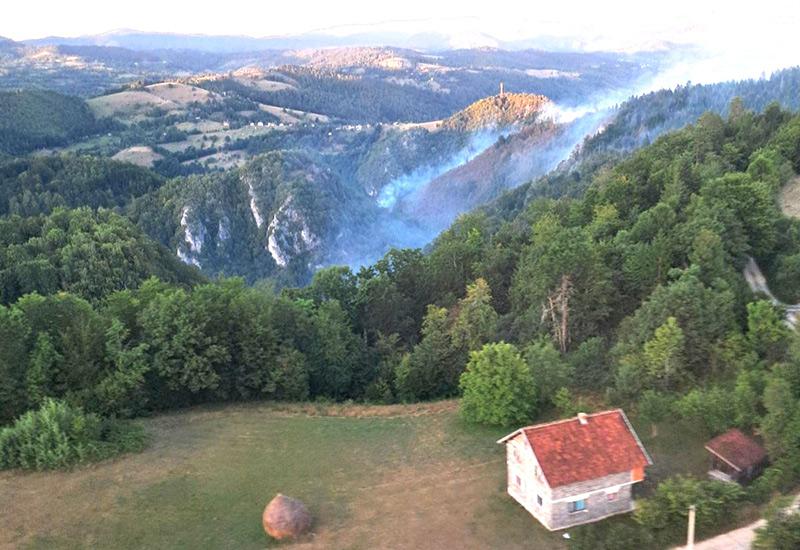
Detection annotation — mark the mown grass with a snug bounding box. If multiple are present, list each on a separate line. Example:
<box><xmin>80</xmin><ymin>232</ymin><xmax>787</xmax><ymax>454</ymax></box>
<box><xmin>1</xmin><ymin>401</ymin><xmax>710</xmax><ymax>550</ymax></box>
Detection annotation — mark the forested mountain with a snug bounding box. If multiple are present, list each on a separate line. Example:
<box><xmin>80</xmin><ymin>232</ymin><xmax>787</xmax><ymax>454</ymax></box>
<box><xmin>484</xmin><ymin>66</ymin><xmax>800</xmax><ymax>225</ymax></box>
<box><xmin>0</xmin><ymin>155</ymin><xmax>163</xmax><ymax>215</ymax></box>
<box><xmin>586</xmin><ymin>67</ymin><xmax>800</xmax><ymax>156</ymax></box>
<box><xmin>0</xmin><ymin>35</ymin><xmax>662</xmax><ymax>107</ymax></box>
<box><xmin>0</xmin><ymin>91</ymin><xmax>104</xmax><ymax>154</ymax></box>
<box><xmin>129</xmin><ymin>150</ymin><xmax>386</xmax><ymax>284</ymax></box>
<box><xmin>3</xmin><ymin>63</ymin><xmax>800</xmax><ymax>289</ymax></box>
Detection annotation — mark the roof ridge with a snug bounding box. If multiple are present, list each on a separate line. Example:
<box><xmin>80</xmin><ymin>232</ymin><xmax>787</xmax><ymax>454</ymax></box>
<box><xmin>497</xmin><ymin>409</ymin><xmax>625</xmax><ymax>444</ymax></box>
<box><xmin>521</xmin><ymin>409</ymin><xmax>622</xmax><ymax>433</ymax></box>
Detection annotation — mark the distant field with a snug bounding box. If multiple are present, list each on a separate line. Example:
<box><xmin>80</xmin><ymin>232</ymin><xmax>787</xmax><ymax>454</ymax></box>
<box><xmin>259</xmin><ymin>103</ymin><xmax>330</xmax><ymax>124</ymax></box>
<box><xmin>187</xmin><ymin>150</ymin><xmax>248</xmax><ymax>170</ymax></box>
<box><xmin>87</xmin><ymin>90</ymin><xmax>175</xmax><ymax>118</ymax></box>
<box><xmin>87</xmin><ymin>84</ymin><xmax>217</xmax><ymax>119</ymax></box>
<box><xmin>145</xmin><ymin>82</ymin><xmax>217</xmax><ymax>104</ymax></box>
<box><xmin>236</xmin><ymin>77</ymin><xmax>297</xmax><ymax>92</ymax></box>
<box><xmin>111</xmin><ymin>145</ymin><xmax>163</xmax><ymax>167</ymax></box>
<box><xmin>0</xmin><ymin>401</ymin><xmax>708</xmax><ymax>549</ymax></box>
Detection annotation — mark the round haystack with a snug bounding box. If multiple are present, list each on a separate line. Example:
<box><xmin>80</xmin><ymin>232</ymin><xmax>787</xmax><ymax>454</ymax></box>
<box><xmin>262</xmin><ymin>493</ymin><xmax>312</xmax><ymax>540</ymax></box>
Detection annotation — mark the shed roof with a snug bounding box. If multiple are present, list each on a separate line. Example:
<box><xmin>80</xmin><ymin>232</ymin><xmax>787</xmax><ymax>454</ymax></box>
<box><xmin>705</xmin><ymin>428</ymin><xmax>767</xmax><ymax>472</ymax></box>
<box><xmin>498</xmin><ymin>409</ymin><xmax>652</xmax><ymax>488</ymax></box>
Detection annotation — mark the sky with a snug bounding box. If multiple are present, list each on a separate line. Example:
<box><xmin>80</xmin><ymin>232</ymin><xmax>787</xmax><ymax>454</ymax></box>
<box><xmin>3</xmin><ymin>0</ymin><xmax>800</xmax><ymax>83</ymax></box>
<box><xmin>1</xmin><ymin>0</ymin><xmax>797</xmax><ymax>44</ymax></box>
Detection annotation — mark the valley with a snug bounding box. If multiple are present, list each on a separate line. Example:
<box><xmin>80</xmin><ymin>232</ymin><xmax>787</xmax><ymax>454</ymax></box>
<box><xmin>3</xmin><ymin>10</ymin><xmax>800</xmax><ymax>550</ymax></box>
<box><xmin>2</xmin><ymin>59</ymin><xmax>603</xmax><ymax>283</ymax></box>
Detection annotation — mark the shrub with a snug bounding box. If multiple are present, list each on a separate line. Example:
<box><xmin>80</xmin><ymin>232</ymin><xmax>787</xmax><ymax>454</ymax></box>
<box><xmin>754</xmin><ymin>496</ymin><xmax>800</xmax><ymax>549</ymax></box>
<box><xmin>634</xmin><ymin>476</ymin><xmax>745</xmax><ymax>545</ymax></box>
<box><xmin>0</xmin><ymin>398</ymin><xmax>146</xmax><ymax>470</ymax></box>
<box><xmin>638</xmin><ymin>390</ymin><xmax>675</xmax><ymax>437</ymax></box>
<box><xmin>459</xmin><ymin>342</ymin><xmax>536</xmax><ymax>426</ymax></box>
<box><xmin>673</xmin><ymin>387</ymin><xmax>735</xmax><ymax>435</ymax></box>
<box><xmin>748</xmin><ymin>462</ymin><xmax>793</xmax><ymax>504</ymax></box>
<box><xmin>569</xmin><ymin>517</ymin><xmax>654</xmax><ymax>550</ymax></box>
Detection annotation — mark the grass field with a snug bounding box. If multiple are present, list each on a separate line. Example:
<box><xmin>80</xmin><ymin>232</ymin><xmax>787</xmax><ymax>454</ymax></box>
<box><xmin>111</xmin><ymin>146</ymin><xmax>163</xmax><ymax>168</ymax></box>
<box><xmin>0</xmin><ymin>401</ymin><xmax>709</xmax><ymax>550</ymax></box>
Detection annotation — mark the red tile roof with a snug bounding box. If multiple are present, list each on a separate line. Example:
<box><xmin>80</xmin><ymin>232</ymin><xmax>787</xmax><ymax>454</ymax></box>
<box><xmin>499</xmin><ymin>410</ymin><xmax>652</xmax><ymax>488</ymax></box>
<box><xmin>705</xmin><ymin>429</ymin><xmax>767</xmax><ymax>471</ymax></box>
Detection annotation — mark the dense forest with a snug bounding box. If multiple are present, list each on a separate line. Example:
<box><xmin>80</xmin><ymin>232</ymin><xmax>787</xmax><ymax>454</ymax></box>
<box><xmin>0</xmin><ymin>208</ymin><xmax>203</xmax><ymax>305</ymax></box>
<box><xmin>0</xmin><ymin>155</ymin><xmax>164</xmax><ymax>215</ymax></box>
<box><xmin>0</xmin><ymin>90</ymin><xmax>106</xmax><ymax>154</ymax></box>
<box><xmin>586</xmin><ymin>67</ymin><xmax>800</xmax><ymax>156</ymax></box>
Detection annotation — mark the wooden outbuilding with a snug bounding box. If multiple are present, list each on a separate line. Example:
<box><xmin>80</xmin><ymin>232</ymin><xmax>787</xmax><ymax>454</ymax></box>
<box><xmin>705</xmin><ymin>428</ymin><xmax>768</xmax><ymax>484</ymax></box>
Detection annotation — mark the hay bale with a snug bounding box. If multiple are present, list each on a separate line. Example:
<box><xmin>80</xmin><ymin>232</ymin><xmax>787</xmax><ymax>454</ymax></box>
<box><xmin>262</xmin><ymin>493</ymin><xmax>312</xmax><ymax>540</ymax></box>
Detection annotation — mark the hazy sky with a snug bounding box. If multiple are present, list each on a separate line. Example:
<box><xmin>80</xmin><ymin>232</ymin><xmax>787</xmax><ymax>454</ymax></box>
<box><xmin>2</xmin><ymin>0</ymin><xmax>797</xmax><ymax>44</ymax></box>
<box><xmin>3</xmin><ymin>0</ymin><xmax>800</xmax><ymax>85</ymax></box>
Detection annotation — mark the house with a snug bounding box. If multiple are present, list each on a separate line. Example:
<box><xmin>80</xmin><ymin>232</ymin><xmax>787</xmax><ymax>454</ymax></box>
<box><xmin>705</xmin><ymin>428</ymin><xmax>768</xmax><ymax>484</ymax></box>
<box><xmin>497</xmin><ymin>410</ymin><xmax>652</xmax><ymax>531</ymax></box>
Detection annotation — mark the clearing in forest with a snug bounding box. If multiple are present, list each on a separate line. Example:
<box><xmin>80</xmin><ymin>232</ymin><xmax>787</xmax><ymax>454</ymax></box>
<box><xmin>0</xmin><ymin>401</ymin><xmax>707</xmax><ymax>549</ymax></box>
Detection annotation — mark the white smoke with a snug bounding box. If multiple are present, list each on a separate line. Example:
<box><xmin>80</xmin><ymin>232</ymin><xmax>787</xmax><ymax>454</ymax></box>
<box><xmin>376</xmin><ymin>130</ymin><xmax>510</xmax><ymax>209</ymax></box>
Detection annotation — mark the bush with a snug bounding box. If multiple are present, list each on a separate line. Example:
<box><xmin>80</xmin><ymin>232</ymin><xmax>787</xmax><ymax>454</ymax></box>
<box><xmin>673</xmin><ymin>387</ymin><xmax>735</xmax><ymax>435</ymax></box>
<box><xmin>754</xmin><ymin>496</ymin><xmax>800</xmax><ymax>549</ymax></box>
<box><xmin>459</xmin><ymin>342</ymin><xmax>536</xmax><ymax>426</ymax></box>
<box><xmin>569</xmin><ymin>517</ymin><xmax>654</xmax><ymax>550</ymax></box>
<box><xmin>0</xmin><ymin>398</ymin><xmax>146</xmax><ymax>470</ymax></box>
<box><xmin>748</xmin><ymin>457</ymin><xmax>800</xmax><ymax>504</ymax></box>
<box><xmin>634</xmin><ymin>476</ymin><xmax>745</xmax><ymax>545</ymax></box>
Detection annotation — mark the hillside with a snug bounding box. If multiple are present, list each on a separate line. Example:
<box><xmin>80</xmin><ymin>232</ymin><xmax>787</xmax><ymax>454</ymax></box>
<box><xmin>6</xmin><ymin>50</ymin><xmax>800</xmax><ymax>291</ymax></box>
<box><xmin>404</xmin><ymin>119</ymin><xmax>566</xmax><ymax>230</ymax></box>
<box><xmin>0</xmin><ymin>37</ymin><xmax>661</xmax><ymax>115</ymax></box>
<box><xmin>0</xmin><ymin>155</ymin><xmax>164</xmax><ymax>216</ymax></box>
<box><xmin>0</xmin><ymin>90</ymin><xmax>100</xmax><ymax>154</ymax></box>
<box><xmin>0</xmin><ymin>207</ymin><xmax>203</xmax><ymax>304</ymax></box>
<box><xmin>128</xmin><ymin>150</ymin><xmax>381</xmax><ymax>284</ymax></box>
<box><xmin>482</xmin><ymin>66</ymin><xmax>800</xmax><ymax>226</ymax></box>
<box><xmin>442</xmin><ymin>92</ymin><xmax>551</xmax><ymax>132</ymax></box>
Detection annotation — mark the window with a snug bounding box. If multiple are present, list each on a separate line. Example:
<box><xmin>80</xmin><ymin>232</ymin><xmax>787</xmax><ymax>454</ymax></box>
<box><xmin>568</xmin><ymin>499</ymin><xmax>587</xmax><ymax>513</ymax></box>
<box><xmin>515</xmin><ymin>475</ymin><xmax>522</xmax><ymax>489</ymax></box>
<box><xmin>536</xmin><ymin>495</ymin><xmax>543</xmax><ymax>506</ymax></box>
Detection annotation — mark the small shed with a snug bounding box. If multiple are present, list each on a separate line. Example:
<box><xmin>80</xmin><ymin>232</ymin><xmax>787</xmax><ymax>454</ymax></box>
<box><xmin>705</xmin><ymin>428</ymin><xmax>768</xmax><ymax>484</ymax></box>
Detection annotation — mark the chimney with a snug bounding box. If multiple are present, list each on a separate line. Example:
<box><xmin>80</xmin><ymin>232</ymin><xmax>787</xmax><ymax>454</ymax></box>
<box><xmin>577</xmin><ymin>412</ymin><xmax>588</xmax><ymax>425</ymax></box>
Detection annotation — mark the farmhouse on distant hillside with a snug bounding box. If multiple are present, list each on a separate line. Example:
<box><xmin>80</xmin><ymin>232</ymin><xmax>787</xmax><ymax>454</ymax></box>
<box><xmin>705</xmin><ymin>428</ymin><xmax>768</xmax><ymax>484</ymax></box>
<box><xmin>497</xmin><ymin>410</ymin><xmax>652</xmax><ymax>531</ymax></box>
